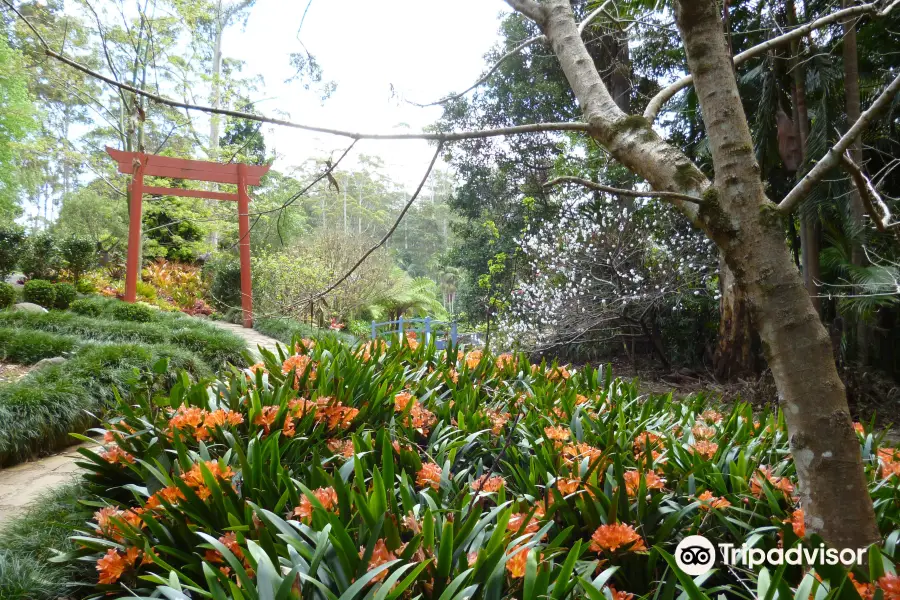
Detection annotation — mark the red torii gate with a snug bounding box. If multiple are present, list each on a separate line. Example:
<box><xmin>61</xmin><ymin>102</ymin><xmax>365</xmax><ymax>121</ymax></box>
<box><xmin>106</xmin><ymin>147</ymin><xmax>271</xmax><ymax>328</ymax></box>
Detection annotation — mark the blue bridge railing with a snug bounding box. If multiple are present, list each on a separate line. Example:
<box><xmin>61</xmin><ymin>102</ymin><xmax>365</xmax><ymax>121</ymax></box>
<box><xmin>370</xmin><ymin>317</ymin><xmax>458</xmax><ymax>350</ymax></box>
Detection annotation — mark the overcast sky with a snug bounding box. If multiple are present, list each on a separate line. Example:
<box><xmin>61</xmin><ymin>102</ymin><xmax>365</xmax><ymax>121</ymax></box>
<box><xmin>224</xmin><ymin>0</ymin><xmax>510</xmax><ymax>187</ymax></box>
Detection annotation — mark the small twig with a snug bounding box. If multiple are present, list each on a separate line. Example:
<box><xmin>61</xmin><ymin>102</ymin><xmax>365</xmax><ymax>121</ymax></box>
<box><xmin>544</xmin><ymin>176</ymin><xmax>705</xmax><ymax>204</ymax></box>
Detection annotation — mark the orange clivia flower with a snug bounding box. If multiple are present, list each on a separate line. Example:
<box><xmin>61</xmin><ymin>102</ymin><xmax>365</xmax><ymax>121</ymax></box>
<box><xmin>556</xmin><ymin>477</ymin><xmax>581</xmax><ymax>496</ymax></box>
<box><xmin>786</xmin><ymin>508</ymin><xmax>805</xmax><ymax>538</ymax></box>
<box><xmin>96</xmin><ymin>547</ymin><xmax>141</xmax><ymax>585</ymax></box>
<box><xmin>590</xmin><ymin>523</ymin><xmax>647</xmax><ymax>553</ymax></box>
<box><xmin>464</xmin><ymin>350</ymin><xmax>483</xmax><ymax>369</ymax></box>
<box><xmin>697</xmin><ymin>490</ymin><xmax>731</xmax><ymax>511</ymax></box>
<box><xmin>544</xmin><ymin>425</ymin><xmax>571</xmax><ymax>441</ymax></box>
<box><xmin>361</xmin><ymin>539</ymin><xmax>396</xmax><ymax>583</ymax></box>
<box><xmin>853</xmin><ymin>422</ymin><xmax>865</xmax><ymax>435</ymax></box>
<box><xmin>623</xmin><ymin>470</ymin><xmax>665</xmax><ymax>496</ymax></box>
<box><xmin>182</xmin><ymin>460</ymin><xmax>235</xmax><ymax>489</ymax></box>
<box><xmin>633</xmin><ymin>431</ymin><xmax>662</xmax><ymax>452</ymax></box>
<box><xmin>608</xmin><ymin>587</ymin><xmax>634</xmax><ymax>600</ymax></box>
<box><xmin>505</xmin><ymin>545</ymin><xmax>529</xmax><ymax>578</ymax></box>
<box><xmin>253</xmin><ymin>405</ymin><xmax>280</xmax><ymax>433</ymax></box>
<box><xmin>878</xmin><ymin>573</ymin><xmax>900</xmax><ymax>600</ymax></box>
<box><xmin>394</xmin><ymin>391</ymin><xmax>415</xmax><ymax>412</ymax></box>
<box><xmin>750</xmin><ymin>467</ymin><xmax>794</xmax><ymax>497</ymax></box>
<box><xmin>691</xmin><ymin>440</ymin><xmax>719</xmax><ymax>459</ymax></box>
<box><xmin>691</xmin><ymin>423</ymin><xmax>716</xmax><ymax>440</ymax></box>
<box><xmin>485</xmin><ymin>409</ymin><xmax>510</xmax><ymax>435</ymax></box>
<box><xmin>700</xmin><ymin>409</ymin><xmax>723</xmax><ymax>424</ymax></box>
<box><xmin>471</xmin><ymin>474</ymin><xmax>505</xmax><ymax>493</ymax></box>
<box><xmin>495</xmin><ymin>353</ymin><xmax>515</xmax><ymax>369</ymax></box>
<box><xmin>507</xmin><ymin>511</ymin><xmax>542</xmax><ymax>536</ymax></box>
<box><xmin>293</xmin><ymin>487</ymin><xmax>339</xmax><ymax>522</ymax></box>
<box><xmin>282</xmin><ymin>354</ymin><xmax>317</xmax><ymax>389</ymax></box>
<box><xmin>327</xmin><ymin>438</ymin><xmax>355</xmax><ymax>458</ymax></box>
<box><xmin>100</xmin><ymin>444</ymin><xmax>135</xmax><ymax>465</ymax></box>
<box><xmin>417</xmin><ymin>462</ymin><xmax>443</xmax><ymax>490</ymax></box>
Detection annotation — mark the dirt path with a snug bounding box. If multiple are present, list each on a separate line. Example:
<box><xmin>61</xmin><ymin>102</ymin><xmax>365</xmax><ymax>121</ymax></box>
<box><xmin>0</xmin><ymin>322</ymin><xmax>283</xmax><ymax>528</ymax></box>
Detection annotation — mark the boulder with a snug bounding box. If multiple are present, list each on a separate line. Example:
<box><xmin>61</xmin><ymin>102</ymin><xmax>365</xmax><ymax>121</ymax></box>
<box><xmin>34</xmin><ymin>356</ymin><xmax>68</xmax><ymax>369</ymax></box>
<box><xmin>12</xmin><ymin>302</ymin><xmax>48</xmax><ymax>313</ymax></box>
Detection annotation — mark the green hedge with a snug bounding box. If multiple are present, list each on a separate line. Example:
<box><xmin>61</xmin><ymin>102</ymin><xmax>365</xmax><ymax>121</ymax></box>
<box><xmin>0</xmin><ymin>340</ymin><xmax>212</xmax><ymax>466</ymax></box>
<box><xmin>0</xmin><ymin>310</ymin><xmax>246</xmax><ymax>367</ymax></box>
<box><xmin>254</xmin><ymin>316</ymin><xmax>356</xmax><ymax>347</ymax></box>
<box><xmin>0</xmin><ymin>327</ymin><xmax>77</xmax><ymax>364</ymax></box>
<box><xmin>0</xmin><ymin>483</ymin><xmax>93</xmax><ymax>600</ymax></box>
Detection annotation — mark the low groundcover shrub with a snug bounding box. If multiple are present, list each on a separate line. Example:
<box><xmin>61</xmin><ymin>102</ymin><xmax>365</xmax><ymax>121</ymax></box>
<box><xmin>40</xmin><ymin>334</ymin><xmax>900</xmax><ymax>599</ymax></box>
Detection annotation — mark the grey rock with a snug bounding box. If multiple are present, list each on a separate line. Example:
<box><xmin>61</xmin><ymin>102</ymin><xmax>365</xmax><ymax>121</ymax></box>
<box><xmin>12</xmin><ymin>302</ymin><xmax>48</xmax><ymax>313</ymax></box>
<box><xmin>34</xmin><ymin>356</ymin><xmax>68</xmax><ymax>369</ymax></box>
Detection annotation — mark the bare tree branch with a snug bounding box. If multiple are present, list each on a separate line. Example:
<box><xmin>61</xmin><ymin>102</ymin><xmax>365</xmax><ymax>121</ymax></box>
<box><xmin>545</xmin><ymin>175</ymin><xmax>705</xmax><ymax>204</ymax></box>
<box><xmin>777</xmin><ymin>72</ymin><xmax>900</xmax><ymax>214</ymax></box>
<box><xmin>408</xmin><ymin>0</ymin><xmax>612</xmax><ymax>108</ymax></box>
<box><xmin>289</xmin><ymin>143</ymin><xmax>444</xmax><ymax>309</ymax></box>
<box><xmin>643</xmin><ymin>0</ymin><xmax>893</xmax><ymax>123</ymax></box>
<box><xmin>840</xmin><ymin>153</ymin><xmax>897</xmax><ymax>233</ymax></box>
<box><xmin>2</xmin><ymin>0</ymin><xmax>590</xmax><ymax>142</ymax></box>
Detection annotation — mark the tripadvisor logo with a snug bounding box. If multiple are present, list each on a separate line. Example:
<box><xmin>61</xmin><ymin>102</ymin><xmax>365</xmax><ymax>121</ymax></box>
<box><xmin>675</xmin><ymin>535</ymin><xmax>867</xmax><ymax>575</ymax></box>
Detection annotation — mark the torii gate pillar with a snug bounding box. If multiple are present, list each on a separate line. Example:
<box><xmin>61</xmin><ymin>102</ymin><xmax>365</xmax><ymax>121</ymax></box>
<box><xmin>108</xmin><ymin>147</ymin><xmax>270</xmax><ymax>328</ymax></box>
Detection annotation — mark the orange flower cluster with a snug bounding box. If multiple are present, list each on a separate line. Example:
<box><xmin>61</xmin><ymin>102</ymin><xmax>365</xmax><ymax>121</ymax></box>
<box><xmin>247</xmin><ymin>362</ymin><xmax>267</xmax><ymax>376</ymax></box>
<box><xmin>556</xmin><ymin>477</ymin><xmax>581</xmax><ymax>496</ymax></box>
<box><xmin>204</xmin><ymin>532</ymin><xmax>255</xmax><ymax>578</ymax></box>
<box><xmin>357</xmin><ymin>339</ymin><xmax>387</xmax><ymax>361</ymax></box>
<box><xmin>495</xmin><ymin>353</ymin><xmax>516</xmax><ymax>369</ymax></box>
<box><xmin>362</xmin><ymin>539</ymin><xmax>396</xmax><ymax>582</ymax></box>
<box><xmin>623</xmin><ymin>470</ymin><xmax>665</xmax><ymax>496</ymax></box>
<box><xmin>545</xmin><ymin>425</ymin><xmax>571</xmax><ymax>441</ymax></box>
<box><xmin>100</xmin><ymin>444</ymin><xmax>136</xmax><ymax>465</ymax></box>
<box><xmin>560</xmin><ymin>442</ymin><xmax>604</xmax><ymax>467</ymax></box>
<box><xmin>417</xmin><ymin>462</ymin><xmax>442</xmax><ymax>490</ymax></box>
<box><xmin>786</xmin><ymin>508</ymin><xmax>805</xmax><ymax>537</ymax></box>
<box><xmin>691</xmin><ymin>440</ymin><xmax>719</xmax><ymax>459</ymax></box>
<box><xmin>505</xmin><ymin>545</ymin><xmax>530</xmax><ymax>578</ymax></box>
<box><xmin>393</xmin><ymin>392</ymin><xmax>437</xmax><ymax>435</ymax></box>
<box><xmin>507</xmin><ymin>511</ymin><xmax>542</xmax><ymax>536</ymax></box>
<box><xmin>282</xmin><ymin>353</ymin><xmax>318</xmax><ymax>389</ymax></box>
<box><xmin>849</xmin><ymin>573</ymin><xmax>900</xmax><ymax>600</ymax></box>
<box><xmin>464</xmin><ymin>349</ymin><xmax>483</xmax><ymax>369</ymax></box>
<box><xmin>471</xmin><ymin>474</ymin><xmax>505</xmax><ymax>493</ymax></box>
<box><xmin>97</xmin><ymin>547</ymin><xmax>142</xmax><ymax>584</ymax></box>
<box><xmin>168</xmin><ymin>406</ymin><xmax>243</xmax><ymax>441</ymax></box>
<box><xmin>750</xmin><ymin>467</ymin><xmax>794</xmax><ymax>498</ymax></box>
<box><xmin>879</xmin><ymin>447</ymin><xmax>900</xmax><ymax>480</ymax></box>
<box><xmin>608</xmin><ymin>587</ymin><xmax>634</xmax><ymax>600</ymax></box>
<box><xmin>692</xmin><ymin>423</ymin><xmax>716</xmax><ymax>440</ymax></box>
<box><xmin>699</xmin><ymin>409</ymin><xmax>723</xmax><ymax>424</ymax></box>
<box><xmin>485</xmin><ymin>409</ymin><xmax>510</xmax><ymax>435</ymax></box>
<box><xmin>293</xmin><ymin>486</ymin><xmax>339</xmax><ymax>522</ymax></box>
<box><xmin>547</xmin><ymin>365</ymin><xmax>571</xmax><ymax>381</ymax></box>
<box><xmin>94</xmin><ymin>506</ymin><xmax>143</xmax><ymax>541</ymax></box>
<box><xmin>327</xmin><ymin>438</ymin><xmax>355</xmax><ymax>457</ymax></box>
<box><xmin>697</xmin><ymin>490</ymin><xmax>731</xmax><ymax>511</ymax></box>
<box><xmin>145</xmin><ymin>485</ymin><xmax>186</xmax><ymax>510</ymax></box>
<box><xmin>590</xmin><ymin>523</ymin><xmax>647</xmax><ymax>553</ymax></box>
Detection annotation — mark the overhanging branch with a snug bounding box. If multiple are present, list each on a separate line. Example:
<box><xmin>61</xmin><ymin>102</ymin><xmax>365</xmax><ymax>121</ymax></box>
<box><xmin>545</xmin><ymin>176</ymin><xmax>705</xmax><ymax>204</ymax></box>
<box><xmin>840</xmin><ymin>154</ymin><xmax>897</xmax><ymax>232</ymax></box>
<box><xmin>643</xmin><ymin>0</ymin><xmax>893</xmax><ymax>123</ymax></box>
<box><xmin>777</xmin><ymin>72</ymin><xmax>900</xmax><ymax>215</ymax></box>
<box><xmin>2</xmin><ymin>0</ymin><xmax>591</xmax><ymax>142</ymax></box>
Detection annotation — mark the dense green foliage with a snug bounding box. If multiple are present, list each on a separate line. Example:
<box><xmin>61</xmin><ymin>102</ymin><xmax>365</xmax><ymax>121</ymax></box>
<box><xmin>59</xmin><ymin>235</ymin><xmax>96</xmax><ymax>286</ymax></box>
<box><xmin>22</xmin><ymin>279</ymin><xmax>56</xmax><ymax>308</ymax></box>
<box><xmin>254</xmin><ymin>316</ymin><xmax>356</xmax><ymax>346</ymax></box>
<box><xmin>110</xmin><ymin>301</ymin><xmax>156</xmax><ymax>323</ymax></box>
<box><xmin>0</xmin><ymin>327</ymin><xmax>77</xmax><ymax>363</ymax></box>
<box><xmin>19</xmin><ymin>232</ymin><xmax>61</xmax><ymax>281</ymax></box>
<box><xmin>0</xmin><ymin>483</ymin><xmax>94</xmax><ymax>600</ymax></box>
<box><xmin>53</xmin><ymin>282</ymin><xmax>76</xmax><ymax>309</ymax></box>
<box><xmin>0</xmin><ymin>32</ymin><xmax>36</xmax><ymax>219</ymax></box>
<box><xmin>0</xmin><ymin>225</ymin><xmax>25</xmax><ymax>279</ymax></box>
<box><xmin>39</xmin><ymin>336</ymin><xmax>900</xmax><ymax>599</ymax></box>
<box><xmin>0</xmin><ymin>282</ymin><xmax>15</xmax><ymax>308</ymax></box>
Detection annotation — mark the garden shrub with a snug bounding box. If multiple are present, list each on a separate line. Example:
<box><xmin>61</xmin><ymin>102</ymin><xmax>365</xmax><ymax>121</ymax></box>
<box><xmin>169</xmin><ymin>327</ymin><xmax>248</xmax><ymax>367</ymax></box>
<box><xmin>53</xmin><ymin>282</ymin><xmax>76</xmax><ymax>309</ymax></box>
<box><xmin>75</xmin><ymin>278</ymin><xmax>96</xmax><ymax>294</ymax></box>
<box><xmin>255</xmin><ymin>315</ymin><xmax>356</xmax><ymax>346</ymax></box>
<box><xmin>22</xmin><ymin>279</ymin><xmax>56</xmax><ymax>308</ymax></box>
<box><xmin>0</xmin><ymin>483</ymin><xmax>93</xmax><ymax>600</ymax></box>
<box><xmin>0</xmin><ymin>327</ymin><xmax>77</xmax><ymax>364</ymax></box>
<box><xmin>110</xmin><ymin>300</ymin><xmax>156</xmax><ymax>322</ymax></box>
<box><xmin>0</xmin><ymin>282</ymin><xmax>16</xmax><ymax>308</ymax></box>
<box><xmin>56</xmin><ymin>336</ymin><xmax>900</xmax><ymax>599</ymax></box>
<box><xmin>68</xmin><ymin>297</ymin><xmax>103</xmax><ymax>317</ymax></box>
<box><xmin>204</xmin><ymin>255</ymin><xmax>242</xmax><ymax>310</ymax></box>
<box><xmin>59</xmin><ymin>235</ymin><xmax>96</xmax><ymax>287</ymax></box>
<box><xmin>19</xmin><ymin>232</ymin><xmax>61</xmax><ymax>281</ymax></box>
<box><xmin>0</xmin><ymin>224</ymin><xmax>25</xmax><ymax>279</ymax></box>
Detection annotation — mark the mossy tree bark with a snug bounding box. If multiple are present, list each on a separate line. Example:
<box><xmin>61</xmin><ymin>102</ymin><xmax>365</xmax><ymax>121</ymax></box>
<box><xmin>506</xmin><ymin>0</ymin><xmax>879</xmax><ymax>550</ymax></box>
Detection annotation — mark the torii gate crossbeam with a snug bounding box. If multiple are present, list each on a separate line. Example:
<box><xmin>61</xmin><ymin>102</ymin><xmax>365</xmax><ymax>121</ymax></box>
<box><xmin>106</xmin><ymin>147</ymin><xmax>271</xmax><ymax>328</ymax></box>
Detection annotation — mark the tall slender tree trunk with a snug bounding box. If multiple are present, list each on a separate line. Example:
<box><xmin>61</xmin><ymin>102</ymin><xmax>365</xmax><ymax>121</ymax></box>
<box><xmin>512</xmin><ymin>0</ymin><xmax>878</xmax><ymax>550</ymax></box>
<box><xmin>714</xmin><ymin>259</ymin><xmax>756</xmax><ymax>379</ymax></box>
<box><xmin>787</xmin><ymin>0</ymin><xmax>822</xmax><ymax>316</ymax></box>
<box><xmin>843</xmin><ymin>0</ymin><xmax>870</xmax><ymax>363</ymax></box>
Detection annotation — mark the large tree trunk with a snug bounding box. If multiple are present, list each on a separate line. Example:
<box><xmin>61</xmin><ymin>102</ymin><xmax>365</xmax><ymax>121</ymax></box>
<box><xmin>714</xmin><ymin>259</ymin><xmax>757</xmax><ymax>380</ymax></box>
<box><xmin>511</xmin><ymin>0</ymin><xmax>878</xmax><ymax>550</ymax></box>
<box><xmin>842</xmin><ymin>0</ymin><xmax>870</xmax><ymax>363</ymax></box>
